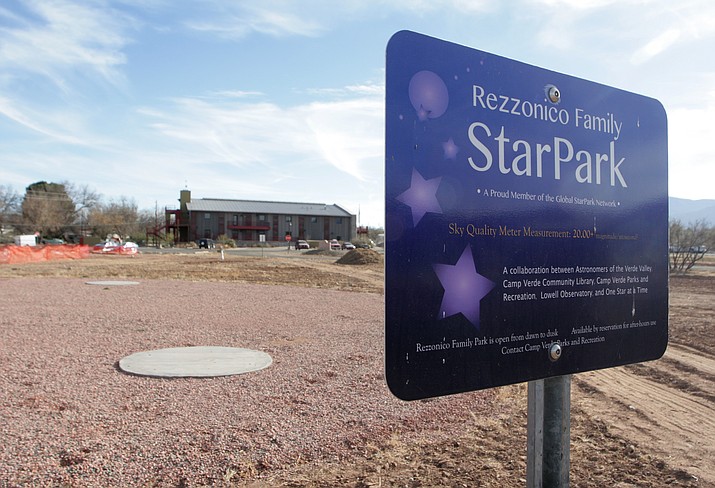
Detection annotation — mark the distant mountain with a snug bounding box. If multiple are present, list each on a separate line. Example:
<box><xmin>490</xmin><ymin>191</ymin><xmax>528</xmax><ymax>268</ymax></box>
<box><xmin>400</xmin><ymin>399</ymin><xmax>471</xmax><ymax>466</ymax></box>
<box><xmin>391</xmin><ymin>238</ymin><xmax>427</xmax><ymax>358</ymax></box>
<box><xmin>669</xmin><ymin>197</ymin><xmax>715</xmax><ymax>225</ymax></box>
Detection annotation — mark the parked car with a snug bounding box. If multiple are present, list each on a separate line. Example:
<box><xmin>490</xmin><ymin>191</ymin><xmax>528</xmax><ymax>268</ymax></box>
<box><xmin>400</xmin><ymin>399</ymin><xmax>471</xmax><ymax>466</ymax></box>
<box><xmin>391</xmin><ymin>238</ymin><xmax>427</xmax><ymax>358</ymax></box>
<box><xmin>329</xmin><ymin>239</ymin><xmax>341</xmax><ymax>250</ymax></box>
<box><xmin>342</xmin><ymin>242</ymin><xmax>356</xmax><ymax>250</ymax></box>
<box><xmin>42</xmin><ymin>238</ymin><xmax>65</xmax><ymax>245</ymax></box>
<box><xmin>198</xmin><ymin>238</ymin><xmax>215</xmax><ymax>249</ymax></box>
<box><xmin>296</xmin><ymin>240</ymin><xmax>310</xmax><ymax>250</ymax></box>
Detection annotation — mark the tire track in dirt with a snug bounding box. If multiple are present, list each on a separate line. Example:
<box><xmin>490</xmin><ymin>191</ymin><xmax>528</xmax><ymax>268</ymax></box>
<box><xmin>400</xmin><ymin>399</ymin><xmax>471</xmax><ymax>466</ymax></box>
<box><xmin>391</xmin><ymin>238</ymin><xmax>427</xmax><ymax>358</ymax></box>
<box><xmin>666</xmin><ymin>344</ymin><xmax>715</xmax><ymax>378</ymax></box>
<box><xmin>626</xmin><ymin>345</ymin><xmax>715</xmax><ymax>405</ymax></box>
<box><xmin>576</xmin><ymin>351</ymin><xmax>714</xmax><ymax>485</ymax></box>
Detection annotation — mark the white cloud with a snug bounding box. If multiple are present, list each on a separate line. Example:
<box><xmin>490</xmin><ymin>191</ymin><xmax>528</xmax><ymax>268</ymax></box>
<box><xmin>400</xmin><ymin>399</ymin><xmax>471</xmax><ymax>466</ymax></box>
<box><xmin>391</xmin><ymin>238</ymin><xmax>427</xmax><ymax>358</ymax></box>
<box><xmin>139</xmin><ymin>98</ymin><xmax>315</xmax><ymax>168</ymax></box>
<box><xmin>382</xmin><ymin>0</ymin><xmax>494</xmax><ymax>13</ymax></box>
<box><xmin>667</xmin><ymin>95</ymin><xmax>715</xmax><ymax>200</ymax></box>
<box><xmin>180</xmin><ymin>0</ymin><xmax>499</xmax><ymax>41</ymax></box>
<box><xmin>528</xmin><ymin>0</ymin><xmax>619</xmax><ymax>9</ymax></box>
<box><xmin>303</xmin><ymin>82</ymin><xmax>385</xmax><ymax>99</ymax></box>
<box><xmin>0</xmin><ymin>96</ymin><xmax>102</xmax><ymax>145</ymax></box>
<box><xmin>526</xmin><ymin>0</ymin><xmax>714</xmax><ymax>63</ymax></box>
<box><xmin>183</xmin><ymin>1</ymin><xmax>326</xmax><ymax>39</ymax></box>
<box><xmin>206</xmin><ymin>90</ymin><xmax>265</xmax><ymax>99</ymax></box>
<box><xmin>304</xmin><ymin>98</ymin><xmax>384</xmax><ymax>181</ymax></box>
<box><xmin>138</xmin><ymin>86</ymin><xmax>384</xmax><ymax>183</ymax></box>
<box><xmin>0</xmin><ymin>0</ymin><xmax>133</xmax><ymax>90</ymax></box>
<box><xmin>631</xmin><ymin>28</ymin><xmax>682</xmax><ymax>65</ymax></box>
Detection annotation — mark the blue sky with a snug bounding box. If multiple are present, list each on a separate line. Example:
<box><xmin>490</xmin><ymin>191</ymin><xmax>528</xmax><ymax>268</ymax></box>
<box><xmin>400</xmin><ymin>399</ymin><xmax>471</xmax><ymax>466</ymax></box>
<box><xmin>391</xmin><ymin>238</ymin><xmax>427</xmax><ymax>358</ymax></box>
<box><xmin>1</xmin><ymin>0</ymin><xmax>714</xmax><ymax>228</ymax></box>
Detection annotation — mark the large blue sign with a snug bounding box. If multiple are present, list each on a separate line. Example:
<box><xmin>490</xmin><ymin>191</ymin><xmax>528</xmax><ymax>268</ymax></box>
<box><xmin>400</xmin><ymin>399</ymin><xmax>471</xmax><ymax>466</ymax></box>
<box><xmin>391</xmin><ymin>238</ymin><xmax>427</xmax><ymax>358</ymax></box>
<box><xmin>385</xmin><ymin>31</ymin><xmax>668</xmax><ymax>400</ymax></box>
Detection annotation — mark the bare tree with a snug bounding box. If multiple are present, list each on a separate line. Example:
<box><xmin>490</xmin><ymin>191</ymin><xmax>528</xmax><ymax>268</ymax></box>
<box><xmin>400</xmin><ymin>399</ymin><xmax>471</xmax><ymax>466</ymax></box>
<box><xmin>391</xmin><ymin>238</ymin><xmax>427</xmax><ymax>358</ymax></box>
<box><xmin>669</xmin><ymin>219</ymin><xmax>712</xmax><ymax>273</ymax></box>
<box><xmin>64</xmin><ymin>181</ymin><xmax>101</xmax><ymax>222</ymax></box>
<box><xmin>87</xmin><ymin>197</ymin><xmax>141</xmax><ymax>239</ymax></box>
<box><xmin>0</xmin><ymin>185</ymin><xmax>21</xmax><ymax>236</ymax></box>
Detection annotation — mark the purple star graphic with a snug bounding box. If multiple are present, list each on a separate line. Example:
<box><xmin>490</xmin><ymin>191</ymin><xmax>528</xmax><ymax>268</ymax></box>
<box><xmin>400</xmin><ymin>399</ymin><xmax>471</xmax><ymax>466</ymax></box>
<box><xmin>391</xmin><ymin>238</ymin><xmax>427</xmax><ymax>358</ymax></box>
<box><xmin>433</xmin><ymin>245</ymin><xmax>495</xmax><ymax>328</ymax></box>
<box><xmin>442</xmin><ymin>138</ymin><xmax>459</xmax><ymax>160</ymax></box>
<box><xmin>416</xmin><ymin>105</ymin><xmax>430</xmax><ymax>121</ymax></box>
<box><xmin>396</xmin><ymin>168</ymin><xmax>442</xmax><ymax>226</ymax></box>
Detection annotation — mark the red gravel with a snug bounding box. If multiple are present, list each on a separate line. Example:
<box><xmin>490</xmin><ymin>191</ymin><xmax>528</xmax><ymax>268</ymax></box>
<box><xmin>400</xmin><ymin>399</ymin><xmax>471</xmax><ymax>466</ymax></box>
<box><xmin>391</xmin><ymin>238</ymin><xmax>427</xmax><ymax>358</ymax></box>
<box><xmin>0</xmin><ymin>278</ymin><xmax>493</xmax><ymax>486</ymax></box>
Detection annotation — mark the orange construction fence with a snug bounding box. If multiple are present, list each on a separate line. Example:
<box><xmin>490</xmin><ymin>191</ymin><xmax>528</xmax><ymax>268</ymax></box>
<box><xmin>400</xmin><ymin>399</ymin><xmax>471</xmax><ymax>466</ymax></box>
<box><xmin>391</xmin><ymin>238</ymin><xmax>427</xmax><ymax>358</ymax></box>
<box><xmin>0</xmin><ymin>244</ymin><xmax>91</xmax><ymax>265</ymax></box>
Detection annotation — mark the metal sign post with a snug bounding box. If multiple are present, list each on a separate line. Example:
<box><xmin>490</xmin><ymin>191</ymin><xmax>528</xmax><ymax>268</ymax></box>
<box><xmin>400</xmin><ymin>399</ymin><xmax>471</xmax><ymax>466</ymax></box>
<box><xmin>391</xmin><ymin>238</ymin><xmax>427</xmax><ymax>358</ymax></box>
<box><xmin>527</xmin><ymin>375</ymin><xmax>571</xmax><ymax>487</ymax></box>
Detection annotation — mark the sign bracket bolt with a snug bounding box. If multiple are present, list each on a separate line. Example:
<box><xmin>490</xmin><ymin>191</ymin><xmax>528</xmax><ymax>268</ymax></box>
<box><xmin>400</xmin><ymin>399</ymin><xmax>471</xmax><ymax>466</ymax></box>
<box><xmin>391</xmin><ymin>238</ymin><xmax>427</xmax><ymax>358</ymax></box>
<box><xmin>546</xmin><ymin>84</ymin><xmax>561</xmax><ymax>103</ymax></box>
<box><xmin>549</xmin><ymin>343</ymin><xmax>562</xmax><ymax>362</ymax></box>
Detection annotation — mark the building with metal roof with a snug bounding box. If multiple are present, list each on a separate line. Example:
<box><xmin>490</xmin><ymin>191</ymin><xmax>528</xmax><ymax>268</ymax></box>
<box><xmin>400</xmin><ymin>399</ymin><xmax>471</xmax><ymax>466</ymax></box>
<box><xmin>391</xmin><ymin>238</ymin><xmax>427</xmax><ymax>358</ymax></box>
<box><xmin>163</xmin><ymin>190</ymin><xmax>356</xmax><ymax>245</ymax></box>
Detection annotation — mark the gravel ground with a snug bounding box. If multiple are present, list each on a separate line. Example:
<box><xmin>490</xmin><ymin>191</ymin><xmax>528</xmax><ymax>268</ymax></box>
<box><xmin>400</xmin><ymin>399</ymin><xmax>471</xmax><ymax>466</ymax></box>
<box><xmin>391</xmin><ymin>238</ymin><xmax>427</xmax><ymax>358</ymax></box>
<box><xmin>0</xmin><ymin>278</ymin><xmax>493</xmax><ymax>486</ymax></box>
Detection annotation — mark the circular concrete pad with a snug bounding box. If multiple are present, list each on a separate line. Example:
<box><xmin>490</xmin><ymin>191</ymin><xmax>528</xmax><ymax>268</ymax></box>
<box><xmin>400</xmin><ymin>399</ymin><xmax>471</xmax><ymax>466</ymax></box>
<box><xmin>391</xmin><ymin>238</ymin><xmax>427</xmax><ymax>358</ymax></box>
<box><xmin>118</xmin><ymin>346</ymin><xmax>272</xmax><ymax>378</ymax></box>
<box><xmin>86</xmin><ymin>280</ymin><xmax>140</xmax><ymax>286</ymax></box>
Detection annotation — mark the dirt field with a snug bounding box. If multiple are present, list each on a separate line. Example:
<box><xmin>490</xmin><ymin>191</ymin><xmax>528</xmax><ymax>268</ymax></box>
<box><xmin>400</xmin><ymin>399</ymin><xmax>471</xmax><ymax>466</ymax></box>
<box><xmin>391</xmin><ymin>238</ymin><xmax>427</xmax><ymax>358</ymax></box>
<box><xmin>0</xmin><ymin>249</ymin><xmax>713</xmax><ymax>487</ymax></box>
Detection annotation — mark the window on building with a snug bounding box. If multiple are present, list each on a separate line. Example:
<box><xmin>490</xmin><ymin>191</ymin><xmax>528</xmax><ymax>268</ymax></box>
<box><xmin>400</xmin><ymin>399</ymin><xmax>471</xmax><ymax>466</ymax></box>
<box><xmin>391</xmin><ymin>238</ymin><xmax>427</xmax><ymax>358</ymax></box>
<box><xmin>232</xmin><ymin>214</ymin><xmax>238</xmax><ymax>225</ymax></box>
<box><xmin>204</xmin><ymin>213</ymin><xmax>211</xmax><ymax>219</ymax></box>
<box><xmin>258</xmin><ymin>214</ymin><xmax>266</xmax><ymax>221</ymax></box>
<box><xmin>286</xmin><ymin>216</ymin><xmax>292</xmax><ymax>222</ymax></box>
<box><xmin>336</xmin><ymin>217</ymin><xmax>342</xmax><ymax>224</ymax></box>
<box><xmin>311</xmin><ymin>217</ymin><xmax>318</xmax><ymax>223</ymax></box>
